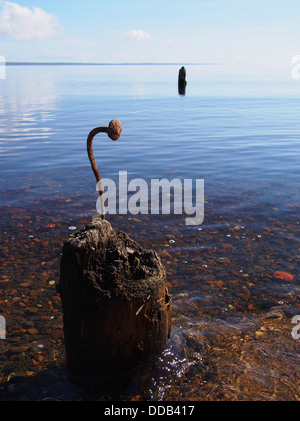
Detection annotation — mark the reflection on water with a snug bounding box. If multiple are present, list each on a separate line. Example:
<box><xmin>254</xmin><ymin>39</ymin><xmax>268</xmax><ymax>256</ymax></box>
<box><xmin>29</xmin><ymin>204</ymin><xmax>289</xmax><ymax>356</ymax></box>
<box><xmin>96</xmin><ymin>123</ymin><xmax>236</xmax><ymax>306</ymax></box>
<box><xmin>0</xmin><ymin>65</ymin><xmax>299</xmax><ymax>401</ymax></box>
<box><xmin>0</xmin><ymin>67</ymin><xmax>56</xmax><ymax>161</ymax></box>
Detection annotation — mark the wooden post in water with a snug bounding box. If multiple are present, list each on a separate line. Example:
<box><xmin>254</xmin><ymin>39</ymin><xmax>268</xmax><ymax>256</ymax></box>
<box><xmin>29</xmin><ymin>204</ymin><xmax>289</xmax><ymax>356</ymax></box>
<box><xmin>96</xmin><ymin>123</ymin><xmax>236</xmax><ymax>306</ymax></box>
<box><xmin>57</xmin><ymin>121</ymin><xmax>171</xmax><ymax>381</ymax></box>
<box><xmin>178</xmin><ymin>66</ymin><xmax>187</xmax><ymax>95</ymax></box>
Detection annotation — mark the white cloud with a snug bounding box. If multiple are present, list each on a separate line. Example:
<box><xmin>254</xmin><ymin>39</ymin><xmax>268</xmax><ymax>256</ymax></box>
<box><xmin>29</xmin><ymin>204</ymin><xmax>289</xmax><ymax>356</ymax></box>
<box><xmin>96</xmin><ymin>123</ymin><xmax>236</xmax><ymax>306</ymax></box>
<box><xmin>125</xmin><ymin>30</ymin><xmax>152</xmax><ymax>41</ymax></box>
<box><xmin>0</xmin><ymin>1</ymin><xmax>62</xmax><ymax>41</ymax></box>
<box><xmin>242</xmin><ymin>27</ymin><xmax>286</xmax><ymax>33</ymax></box>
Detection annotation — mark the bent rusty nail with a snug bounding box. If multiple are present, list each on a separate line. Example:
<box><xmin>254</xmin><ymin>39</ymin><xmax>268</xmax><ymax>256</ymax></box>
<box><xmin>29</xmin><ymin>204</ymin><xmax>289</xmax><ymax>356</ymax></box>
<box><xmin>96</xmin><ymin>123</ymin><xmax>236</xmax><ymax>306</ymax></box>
<box><xmin>87</xmin><ymin>119</ymin><xmax>122</xmax><ymax>219</ymax></box>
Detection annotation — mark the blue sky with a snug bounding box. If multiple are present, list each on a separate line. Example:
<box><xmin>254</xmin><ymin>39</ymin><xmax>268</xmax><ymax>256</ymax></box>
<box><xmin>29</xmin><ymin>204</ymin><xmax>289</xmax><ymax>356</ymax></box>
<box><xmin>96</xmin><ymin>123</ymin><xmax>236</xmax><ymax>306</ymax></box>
<box><xmin>0</xmin><ymin>0</ymin><xmax>299</xmax><ymax>79</ymax></box>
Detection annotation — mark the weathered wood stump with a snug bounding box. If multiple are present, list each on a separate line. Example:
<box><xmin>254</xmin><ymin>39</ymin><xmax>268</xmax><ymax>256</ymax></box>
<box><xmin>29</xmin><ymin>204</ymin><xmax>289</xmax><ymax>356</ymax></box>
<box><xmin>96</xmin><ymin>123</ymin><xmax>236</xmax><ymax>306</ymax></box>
<box><xmin>57</xmin><ymin>218</ymin><xmax>171</xmax><ymax>381</ymax></box>
<box><xmin>178</xmin><ymin>66</ymin><xmax>187</xmax><ymax>95</ymax></box>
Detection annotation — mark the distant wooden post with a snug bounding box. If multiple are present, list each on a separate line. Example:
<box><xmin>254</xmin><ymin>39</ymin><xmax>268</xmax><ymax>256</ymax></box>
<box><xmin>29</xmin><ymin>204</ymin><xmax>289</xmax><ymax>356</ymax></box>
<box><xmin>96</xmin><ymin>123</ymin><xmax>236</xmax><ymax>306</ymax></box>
<box><xmin>58</xmin><ymin>218</ymin><xmax>171</xmax><ymax>381</ymax></box>
<box><xmin>178</xmin><ymin>66</ymin><xmax>187</xmax><ymax>95</ymax></box>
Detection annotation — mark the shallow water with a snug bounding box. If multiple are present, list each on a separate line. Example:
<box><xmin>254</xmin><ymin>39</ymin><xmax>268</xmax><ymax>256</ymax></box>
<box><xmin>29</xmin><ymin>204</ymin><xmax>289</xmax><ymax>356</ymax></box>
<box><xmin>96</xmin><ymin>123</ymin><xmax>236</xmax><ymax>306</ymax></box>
<box><xmin>0</xmin><ymin>64</ymin><xmax>299</xmax><ymax>401</ymax></box>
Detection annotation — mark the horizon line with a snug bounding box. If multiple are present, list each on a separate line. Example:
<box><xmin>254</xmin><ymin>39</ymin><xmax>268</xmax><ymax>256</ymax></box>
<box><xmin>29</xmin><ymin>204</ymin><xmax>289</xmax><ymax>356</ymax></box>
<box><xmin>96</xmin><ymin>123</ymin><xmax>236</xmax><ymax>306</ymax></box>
<box><xmin>5</xmin><ymin>61</ymin><xmax>220</xmax><ymax>66</ymax></box>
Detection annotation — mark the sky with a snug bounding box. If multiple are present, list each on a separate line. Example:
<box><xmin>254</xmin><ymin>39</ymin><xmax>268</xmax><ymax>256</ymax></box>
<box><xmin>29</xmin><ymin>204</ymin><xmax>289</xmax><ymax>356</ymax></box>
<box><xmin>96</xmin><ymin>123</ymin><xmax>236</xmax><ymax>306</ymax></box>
<box><xmin>0</xmin><ymin>0</ymin><xmax>299</xmax><ymax>79</ymax></box>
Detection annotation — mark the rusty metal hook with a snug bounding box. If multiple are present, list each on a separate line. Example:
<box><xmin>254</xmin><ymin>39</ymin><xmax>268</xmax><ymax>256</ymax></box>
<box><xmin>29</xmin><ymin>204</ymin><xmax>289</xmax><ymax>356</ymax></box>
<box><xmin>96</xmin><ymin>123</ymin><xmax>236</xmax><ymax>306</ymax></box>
<box><xmin>87</xmin><ymin>119</ymin><xmax>122</xmax><ymax>219</ymax></box>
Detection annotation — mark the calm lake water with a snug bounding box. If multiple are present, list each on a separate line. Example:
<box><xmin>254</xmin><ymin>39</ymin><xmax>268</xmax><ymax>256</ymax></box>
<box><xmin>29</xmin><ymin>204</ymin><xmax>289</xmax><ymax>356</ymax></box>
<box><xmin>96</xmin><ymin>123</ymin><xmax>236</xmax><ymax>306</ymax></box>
<box><xmin>0</xmin><ymin>64</ymin><xmax>299</xmax><ymax>401</ymax></box>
